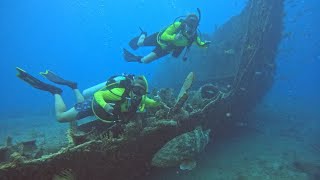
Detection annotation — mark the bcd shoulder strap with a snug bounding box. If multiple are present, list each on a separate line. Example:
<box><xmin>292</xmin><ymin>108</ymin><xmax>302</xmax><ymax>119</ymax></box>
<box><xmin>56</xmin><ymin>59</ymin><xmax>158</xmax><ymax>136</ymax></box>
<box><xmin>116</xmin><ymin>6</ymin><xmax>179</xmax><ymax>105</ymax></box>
<box><xmin>105</xmin><ymin>75</ymin><xmax>134</xmax><ymax>105</ymax></box>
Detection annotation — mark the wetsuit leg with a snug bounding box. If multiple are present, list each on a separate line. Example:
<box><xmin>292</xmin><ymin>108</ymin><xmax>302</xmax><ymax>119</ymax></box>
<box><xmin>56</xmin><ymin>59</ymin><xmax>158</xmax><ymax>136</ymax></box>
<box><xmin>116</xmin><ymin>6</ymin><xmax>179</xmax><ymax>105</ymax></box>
<box><xmin>74</xmin><ymin>99</ymin><xmax>94</xmax><ymax>120</ymax></box>
<box><xmin>142</xmin><ymin>33</ymin><xmax>159</xmax><ymax>46</ymax></box>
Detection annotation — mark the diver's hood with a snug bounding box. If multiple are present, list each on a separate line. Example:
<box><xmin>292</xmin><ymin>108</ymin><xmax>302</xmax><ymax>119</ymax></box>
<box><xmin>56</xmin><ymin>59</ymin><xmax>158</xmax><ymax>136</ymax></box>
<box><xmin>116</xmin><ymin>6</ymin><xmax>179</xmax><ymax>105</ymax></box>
<box><xmin>184</xmin><ymin>14</ymin><xmax>199</xmax><ymax>29</ymax></box>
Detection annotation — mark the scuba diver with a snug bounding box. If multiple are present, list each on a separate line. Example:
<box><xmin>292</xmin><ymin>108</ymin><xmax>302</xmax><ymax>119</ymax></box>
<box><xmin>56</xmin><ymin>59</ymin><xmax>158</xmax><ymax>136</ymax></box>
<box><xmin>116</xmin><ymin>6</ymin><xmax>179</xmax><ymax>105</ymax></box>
<box><xmin>123</xmin><ymin>9</ymin><xmax>211</xmax><ymax>64</ymax></box>
<box><xmin>16</xmin><ymin>67</ymin><xmax>160</xmax><ymax>123</ymax></box>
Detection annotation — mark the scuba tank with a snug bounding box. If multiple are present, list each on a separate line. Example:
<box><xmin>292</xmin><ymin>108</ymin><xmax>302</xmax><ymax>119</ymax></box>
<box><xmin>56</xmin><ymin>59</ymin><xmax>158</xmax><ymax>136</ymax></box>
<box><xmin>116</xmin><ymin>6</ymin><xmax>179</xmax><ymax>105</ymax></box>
<box><xmin>82</xmin><ymin>74</ymin><xmax>134</xmax><ymax>99</ymax></box>
<box><xmin>87</xmin><ymin>74</ymin><xmax>136</xmax><ymax>123</ymax></box>
<box><xmin>82</xmin><ymin>81</ymin><xmax>107</xmax><ymax>99</ymax></box>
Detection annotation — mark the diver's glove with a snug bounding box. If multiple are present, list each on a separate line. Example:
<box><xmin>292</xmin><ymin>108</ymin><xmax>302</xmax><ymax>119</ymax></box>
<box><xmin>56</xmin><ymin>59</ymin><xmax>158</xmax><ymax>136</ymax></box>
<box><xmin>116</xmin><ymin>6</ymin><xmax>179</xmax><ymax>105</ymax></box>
<box><xmin>104</xmin><ymin>103</ymin><xmax>115</xmax><ymax>115</ymax></box>
<box><xmin>203</xmin><ymin>41</ymin><xmax>211</xmax><ymax>47</ymax></box>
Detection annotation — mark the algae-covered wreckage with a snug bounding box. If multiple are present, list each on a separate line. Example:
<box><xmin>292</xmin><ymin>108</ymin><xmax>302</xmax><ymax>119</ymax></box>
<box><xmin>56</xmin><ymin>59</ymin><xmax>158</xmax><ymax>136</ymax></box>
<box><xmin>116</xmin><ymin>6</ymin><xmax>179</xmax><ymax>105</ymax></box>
<box><xmin>0</xmin><ymin>0</ymin><xmax>284</xmax><ymax>179</ymax></box>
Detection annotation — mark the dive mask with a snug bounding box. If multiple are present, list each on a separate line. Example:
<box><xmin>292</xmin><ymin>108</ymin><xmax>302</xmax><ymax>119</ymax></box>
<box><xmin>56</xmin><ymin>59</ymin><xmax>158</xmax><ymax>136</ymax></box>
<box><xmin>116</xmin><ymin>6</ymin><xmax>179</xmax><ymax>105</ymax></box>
<box><xmin>132</xmin><ymin>85</ymin><xmax>147</xmax><ymax>97</ymax></box>
<box><xmin>183</xmin><ymin>24</ymin><xmax>196</xmax><ymax>38</ymax></box>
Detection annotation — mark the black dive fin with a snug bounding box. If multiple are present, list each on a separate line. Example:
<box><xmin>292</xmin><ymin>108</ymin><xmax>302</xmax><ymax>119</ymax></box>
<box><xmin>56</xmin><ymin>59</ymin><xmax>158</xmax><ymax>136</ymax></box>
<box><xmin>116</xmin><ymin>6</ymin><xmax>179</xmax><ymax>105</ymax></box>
<box><xmin>16</xmin><ymin>67</ymin><xmax>62</xmax><ymax>94</ymax></box>
<box><xmin>123</xmin><ymin>48</ymin><xmax>142</xmax><ymax>63</ymax></box>
<box><xmin>40</xmin><ymin>70</ymin><xmax>77</xmax><ymax>89</ymax></box>
<box><xmin>128</xmin><ymin>27</ymin><xmax>147</xmax><ymax>50</ymax></box>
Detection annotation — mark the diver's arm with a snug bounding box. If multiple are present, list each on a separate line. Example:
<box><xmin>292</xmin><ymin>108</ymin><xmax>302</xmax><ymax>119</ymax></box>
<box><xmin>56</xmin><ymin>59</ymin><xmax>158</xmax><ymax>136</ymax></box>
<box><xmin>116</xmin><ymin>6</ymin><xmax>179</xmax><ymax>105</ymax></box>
<box><xmin>94</xmin><ymin>91</ymin><xmax>108</xmax><ymax>108</ymax></box>
<box><xmin>93</xmin><ymin>88</ymin><xmax>123</xmax><ymax>108</ymax></box>
<box><xmin>160</xmin><ymin>22</ymin><xmax>181</xmax><ymax>41</ymax></box>
<box><xmin>144</xmin><ymin>97</ymin><xmax>161</xmax><ymax>108</ymax></box>
<box><xmin>195</xmin><ymin>36</ymin><xmax>211</xmax><ymax>47</ymax></box>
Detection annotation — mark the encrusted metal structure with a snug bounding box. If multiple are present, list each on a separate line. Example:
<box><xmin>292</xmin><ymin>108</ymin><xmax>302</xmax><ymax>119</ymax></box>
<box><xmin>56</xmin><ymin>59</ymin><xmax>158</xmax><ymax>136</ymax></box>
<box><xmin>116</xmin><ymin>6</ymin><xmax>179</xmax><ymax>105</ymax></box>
<box><xmin>0</xmin><ymin>0</ymin><xmax>284</xmax><ymax>179</ymax></box>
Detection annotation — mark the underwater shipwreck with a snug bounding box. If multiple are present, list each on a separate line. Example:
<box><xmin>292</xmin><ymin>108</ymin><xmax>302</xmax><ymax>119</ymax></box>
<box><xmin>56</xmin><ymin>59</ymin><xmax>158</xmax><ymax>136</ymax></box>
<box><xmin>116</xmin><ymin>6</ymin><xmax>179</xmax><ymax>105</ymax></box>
<box><xmin>0</xmin><ymin>0</ymin><xmax>288</xmax><ymax>179</ymax></box>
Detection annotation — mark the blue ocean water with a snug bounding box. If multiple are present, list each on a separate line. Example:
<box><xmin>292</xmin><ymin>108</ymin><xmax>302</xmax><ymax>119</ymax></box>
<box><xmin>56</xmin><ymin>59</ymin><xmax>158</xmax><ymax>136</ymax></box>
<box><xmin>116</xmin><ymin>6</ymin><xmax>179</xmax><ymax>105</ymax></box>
<box><xmin>0</xmin><ymin>0</ymin><xmax>245</xmax><ymax>117</ymax></box>
<box><xmin>0</xmin><ymin>0</ymin><xmax>319</xmax><ymax>179</ymax></box>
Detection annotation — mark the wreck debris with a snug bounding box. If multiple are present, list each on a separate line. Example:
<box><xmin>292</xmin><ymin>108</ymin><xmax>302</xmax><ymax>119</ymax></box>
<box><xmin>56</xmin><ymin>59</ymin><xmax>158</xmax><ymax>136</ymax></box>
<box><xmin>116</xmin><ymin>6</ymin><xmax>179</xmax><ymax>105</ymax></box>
<box><xmin>293</xmin><ymin>160</ymin><xmax>320</xmax><ymax>179</ymax></box>
<box><xmin>141</xmin><ymin>119</ymin><xmax>178</xmax><ymax>136</ymax></box>
<box><xmin>167</xmin><ymin>72</ymin><xmax>195</xmax><ymax>118</ymax></box>
<box><xmin>53</xmin><ymin>169</ymin><xmax>76</xmax><ymax>180</ymax></box>
<box><xmin>151</xmin><ymin>127</ymin><xmax>210</xmax><ymax>169</ymax></box>
<box><xmin>19</xmin><ymin>140</ymin><xmax>37</xmax><ymax>158</ymax></box>
<box><xmin>177</xmin><ymin>72</ymin><xmax>195</xmax><ymax>101</ymax></box>
<box><xmin>67</xmin><ymin>126</ymin><xmax>89</xmax><ymax>146</ymax></box>
<box><xmin>0</xmin><ymin>0</ymin><xmax>285</xmax><ymax>179</ymax></box>
<box><xmin>157</xmin><ymin>88</ymin><xmax>175</xmax><ymax>107</ymax></box>
<box><xmin>20</xmin><ymin>140</ymin><xmax>37</xmax><ymax>153</ymax></box>
<box><xmin>155</xmin><ymin>108</ymin><xmax>169</xmax><ymax>119</ymax></box>
<box><xmin>0</xmin><ymin>137</ymin><xmax>13</xmax><ymax>163</ymax></box>
<box><xmin>0</xmin><ymin>147</ymin><xmax>9</xmax><ymax>163</ymax></box>
<box><xmin>200</xmin><ymin>84</ymin><xmax>220</xmax><ymax>99</ymax></box>
<box><xmin>167</xmin><ymin>93</ymin><xmax>188</xmax><ymax>118</ymax></box>
<box><xmin>9</xmin><ymin>152</ymin><xmax>26</xmax><ymax>164</ymax></box>
<box><xmin>5</xmin><ymin>136</ymin><xmax>12</xmax><ymax>147</ymax></box>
